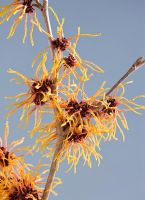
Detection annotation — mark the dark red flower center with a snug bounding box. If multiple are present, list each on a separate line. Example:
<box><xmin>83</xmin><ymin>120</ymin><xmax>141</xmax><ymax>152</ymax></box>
<box><xmin>107</xmin><ymin>98</ymin><xmax>118</xmax><ymax>107</ymax></box>
<box><xmin>64</xmin><ymin>54</ymin><xmax>77</xmax><ymax>68</ymax></box>
<box><xmin>65</xmin><ymin>100</ymin><xmax>91</xmax><ymax>118</ymax></box>
<box><xmin>102</xmin><ymin>97</ymin><xmax>119</xmax><ymax>115</ymax></box>
<box><xmin>9</xmin><ymin>185</ymin><xmax>40</xmax><ymax>200</ymax></box>
<box><xmin>51</xmin><ymin>37</ymin><xmax>70</xmax><ymax>51</ymax></box>
<box><xmin>0</xmin><ymin>147</ymin><xmax>14</xmax><ymax>167</ymax></box>
<box><xmin>68</xmin><ymin>128</ymin><xmax>88</xmax><ymax>143</ymax></box>
<box><xmin>31</xmin><ymin>78</ymin><xmax>55</xmax><ymax>106</ymax></box>
<box><xmin>23</xmin><ymin>0</ymin><xmax>34</xmax><ymax>13</ymax></box>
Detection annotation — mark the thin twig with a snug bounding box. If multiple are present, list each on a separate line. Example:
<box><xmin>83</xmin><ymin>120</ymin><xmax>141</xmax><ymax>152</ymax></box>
<box><xmin>42</xmin><ymin>0</ymin><xmax>53</xmax><ymax>41</ymax></box>
<box><xmin>34</xmin><ymin>0</ymin><xmax>43</xmax><ymax>9</ymax></box>
<box><xmin>41</xmin><ymin>138</ymin><xmax>64</xmax><ymax>200</ymax></box>
<box><xmin>106</xmin><ymin>57</ymin><xmax>145</xmax><ymax>96</ymax></box>
<box><xmin>91</xmin><ymin>57</ymin><xmax>145</xmax><ymax>113</ymax></box>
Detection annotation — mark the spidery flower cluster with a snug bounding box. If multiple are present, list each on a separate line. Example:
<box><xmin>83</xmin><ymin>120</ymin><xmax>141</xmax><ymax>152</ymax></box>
<box><xmin>0</xmin><ymin>121</ymin><xmax>61</xmax><ymax>199</ymax></box>
<box><xmin>0</xmin><ymin>1</ymin><xmax>145</xmax><ymax>199</ymax></box>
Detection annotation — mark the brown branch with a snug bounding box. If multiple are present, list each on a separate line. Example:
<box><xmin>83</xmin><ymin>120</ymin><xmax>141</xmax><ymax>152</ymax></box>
<box><xmin>41</xmin><ymin>137</ymin><xmax>64</xmax><ymax>200</ymax></box>
<box><xmin>42</xmin><ymin>0</ymin><xmax>53</xmax><ymax>41</ymax></box>
<box><xmin>34</xmin><ymin>0</ymin><xmax>43</xmax><ymax>10</ymax></box>
<box><xmin>91</xmin><ymin>57</ymin><xmax>145</xmax><ymax>114</ymax></box>
<box><xmin>39</xmin><ymin>1</ymin><xmax>64</xmax><ymax>200</ymax></box>
<box><xmin>106</xmin><ymin>57</ymin><xmax>145</xmax><ymax>96</ymax></box>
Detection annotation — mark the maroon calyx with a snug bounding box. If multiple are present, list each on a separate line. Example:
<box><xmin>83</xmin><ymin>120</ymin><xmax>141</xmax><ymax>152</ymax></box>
<box><xmin>65</xmin><ymin>100</ymin><xmax>91</xmax><ymax>118</ymax></box>
<box><xmin>9</xmin><ymin>185</ymin><xmax>40</xmax><ymax>200</ymax></box>
<box><xmin>31</xmin><ymin>78</ymin><xmax>55</xmax><ymax>106</ymax></box>
<box><xmin>23</xmin><ymin>0</ymin><xmax>34</xmax><ymax>13</ymax></box>
<box><xmin>68</xmin><ymin>128</ymin><xmax>88</xmax><ymax>143</ymax></box>
<box><xmin>79</xmin><ymin>101</ymin><xmax>91</xmax><ymax>117</ymax></box>
<box><xmin>0</xmin><ymin>147</ymin><xmax>13</xmax><ymax>167</ymax></box>
<box><xmin>65</xmin><ymin>100</ymin><xmax>80</xmax><ymax>115</ymax></box>
<box><xmin>64</xmin><ymin>54</ymin><xmax>77</xmax><ymax>68</ymax></box>
<box><xmin>51</xmin><ymin>37</ymin><xmax>70</xmax><ymax>51</ymax></box>
<box><xmin>102</xmin><ymin>97</ymin><xmax>119</xmax><ymax>115</ymax></box>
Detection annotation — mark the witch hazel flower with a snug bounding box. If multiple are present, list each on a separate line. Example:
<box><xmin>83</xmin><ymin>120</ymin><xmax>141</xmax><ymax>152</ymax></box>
<box><xmin>0</xmin><ymin>121</ymin><xmax>28</xmax><ymax>172</ymax></box>
<box><xmin>0</xmin><ymin>0</ymin><xmax>43</xmax><ymax>45</ymax></box>
<box><xmin>6</xmin><ymin>53</ymin><xmax>64</xmax><ymax>127</ymax></box>
<box><xmin>32</xmin><ymin>7</ymin><xmax>103</xmax><ymax>82</ymax></box>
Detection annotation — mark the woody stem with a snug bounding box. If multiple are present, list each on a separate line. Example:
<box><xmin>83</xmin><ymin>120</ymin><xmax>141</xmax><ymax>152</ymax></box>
<box><xmin>106</xmin><ymin>57</ymin><xmax>145</xmax><ymax>96</ymax></box>
<box><xmin>41</xmin><ymin>138</ymin><xmax>64</xmax><ymax>200</ymax></box>
<box><xmin>40</xmin><ymin>1</ymin><xmax>64</xmax><ymax>200</ymax></box>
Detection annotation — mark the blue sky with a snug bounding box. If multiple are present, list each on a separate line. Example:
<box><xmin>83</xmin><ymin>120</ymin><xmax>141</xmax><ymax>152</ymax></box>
<box><xmin>0</xmin><ymin>0</ymin><xmax>145</xmax><ymax>200</ymax></box>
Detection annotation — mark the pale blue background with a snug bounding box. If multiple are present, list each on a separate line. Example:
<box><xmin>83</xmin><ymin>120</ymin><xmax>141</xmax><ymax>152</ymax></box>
<box><xmin>0</xmin><ymin>0</ymin><xmax>145</xmax><ymax>200</ymax></box>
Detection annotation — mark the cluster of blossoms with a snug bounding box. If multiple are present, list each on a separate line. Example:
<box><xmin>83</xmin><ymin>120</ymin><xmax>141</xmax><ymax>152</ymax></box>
<box><xmin>34</xmin><ymin>81</ymin><xmax>144</xmax><ymax>172</ymax></box>
<box><xmin>2</xmin><ymin>4</ymin><xmax>145</xmax><ymax>170</ymax></box>
<box><xmin>0</xmin><ymin>1</ymin><xmax>145</xmax><ymax>199</ymax></box>
<box><xmin>0</xmin><ymin>121</ymin><xmax>41</xmax><ymax>199</ymax></box>
<box><xmin>0</xmin><ymin>122</ymin><xmax>61</xmax><ymax>199</ymax></box>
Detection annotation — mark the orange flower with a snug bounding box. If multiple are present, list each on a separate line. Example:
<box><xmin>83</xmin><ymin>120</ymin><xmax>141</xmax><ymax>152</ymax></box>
<box><xmin>58</xmin><ymin>81</ymin><xmax>108</xmax><ymax>127</ymax></box>
<box><xmin>6</xmin><ymin>53</ymin><xmax>62</xmax><ymax>127</ymax></box>
<box><xmin>95</xmin><ymin>82</ymin><xmax>145</xmax><ymax>141</ymax></box>
<box><xmin>33</xmin><ymin>7</ymin><xmax>103</xmax><ymax>81</ymax></box>
<box><xmin>0</xmin><ymin>163</ymin><xmax>62</xmax><ymax>199</ymax></box>
<box><xmin>33</xmin><ymin>83</ymin><xmax>109</xmax><ymax>173</ymax></box>
<box><xmin>34</xmin><ymin>81</ymin><xmax>145</xmax><ymax>172</ymax></box>
<box><xmin>0</xmin><ymin>0</ymin><xmax>41</xmax><ymax>45</ymax></box>
<box><xmin>35</xmin><ymin>119</ymin><xmax>106</xmax><ymax>173</ymax></box>
<box><xmin>0</xmin><ymin>121</ymin><xmax>26</xmax><ymax>172</ymax></box>
<box><xmin>0</xmin><ymin>168</ymin><xmax>42</xmax><ymax>200</ymax></box>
